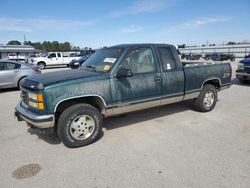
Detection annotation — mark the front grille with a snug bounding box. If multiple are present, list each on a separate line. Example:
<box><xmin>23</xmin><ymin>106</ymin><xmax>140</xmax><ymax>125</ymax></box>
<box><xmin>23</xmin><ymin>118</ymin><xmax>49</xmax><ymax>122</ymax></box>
<box><xmin>244</xmin><ymin>66</ymin><xmax>250</xmax><ymax>73</ymax></box>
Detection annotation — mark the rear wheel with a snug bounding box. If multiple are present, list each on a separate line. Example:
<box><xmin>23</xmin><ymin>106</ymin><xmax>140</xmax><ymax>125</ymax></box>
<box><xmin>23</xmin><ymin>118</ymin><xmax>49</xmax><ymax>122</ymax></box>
<box><xmin>57</xmin><ymin>103</ymin><xmax>103</xmax><ymax>148</ymax></box>
<box><xmin>194</xmin><ymin>84</ymin><xmax>217</xmax><ymax>112</ymax></box>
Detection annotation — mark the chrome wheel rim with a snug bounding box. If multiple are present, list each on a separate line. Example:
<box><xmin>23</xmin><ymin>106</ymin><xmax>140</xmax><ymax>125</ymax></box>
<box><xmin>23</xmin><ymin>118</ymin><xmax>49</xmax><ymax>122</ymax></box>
<box><xmin>69</xmin><ymin>115</ymin><xmax>95</xmax><ymax>140</ymax></box>
<box><xmin>203</xmin><ymin>91</ymin><xmax>215</xmax><ymax>108</ymax></box>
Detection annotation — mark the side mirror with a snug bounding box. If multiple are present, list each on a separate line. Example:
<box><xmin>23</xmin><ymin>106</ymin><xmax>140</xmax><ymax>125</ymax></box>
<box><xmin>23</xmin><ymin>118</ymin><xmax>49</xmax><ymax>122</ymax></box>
<box><xmin>116</xmin><ymin>68</ymin><xmax>133</xmax><ymax>78</ymax></box>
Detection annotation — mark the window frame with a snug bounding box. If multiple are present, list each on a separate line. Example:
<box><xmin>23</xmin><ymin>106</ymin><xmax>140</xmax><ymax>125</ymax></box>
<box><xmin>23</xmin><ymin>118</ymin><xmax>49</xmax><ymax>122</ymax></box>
<box><xmin>157</xmin><ymin>46</ymin><xmax>178</xmax><ymax>72</ymax></box>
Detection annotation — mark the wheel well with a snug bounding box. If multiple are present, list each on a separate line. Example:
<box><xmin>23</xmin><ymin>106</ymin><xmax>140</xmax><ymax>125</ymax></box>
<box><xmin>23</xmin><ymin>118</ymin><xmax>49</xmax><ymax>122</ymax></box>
<box><xmin>17</xmin><ymin>76</ymin><xmax>27</xmax><ymax>88</ymax></box>
<box><xmin>54</xmin><ymin>96</ymin><xmax>106</xmax><ymax>123</ymax></box>
<box><xmin>203</xmin><ymin>79</ymin><xmax>221</xmax><ymax>90</ymax></box>
<box><xmin>37</xmin><ymin>61</ymin><xmax>46</xmax><ymax>65</ymax></box>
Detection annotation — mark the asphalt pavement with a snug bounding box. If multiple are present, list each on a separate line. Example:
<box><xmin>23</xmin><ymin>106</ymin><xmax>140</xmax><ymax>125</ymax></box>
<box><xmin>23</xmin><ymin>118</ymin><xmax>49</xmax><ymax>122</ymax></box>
<box><xmin>0</xmin><ymin>61</ymin><xmax>249</xmax><ymax>188</ymax></box>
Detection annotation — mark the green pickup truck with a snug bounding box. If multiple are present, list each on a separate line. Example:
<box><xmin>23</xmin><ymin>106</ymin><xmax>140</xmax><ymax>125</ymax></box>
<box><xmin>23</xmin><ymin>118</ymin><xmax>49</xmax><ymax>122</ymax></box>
<box><xmin>15</xmin><ymin>44</ymin><xmax>232</xmax><ymax>147</ymax></box>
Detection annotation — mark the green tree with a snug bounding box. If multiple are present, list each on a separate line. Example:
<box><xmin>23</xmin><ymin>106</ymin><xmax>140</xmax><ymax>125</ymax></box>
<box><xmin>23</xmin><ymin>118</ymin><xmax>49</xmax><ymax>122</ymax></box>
<box><xmin>7</xmin><ymin>40</ymin><xmax>21</xmax><ymax>45</ymax></box>
<box><xmin>227</xmin><ymin>41</ymin><xmax>236</xmax><ymax>45</ymax></box>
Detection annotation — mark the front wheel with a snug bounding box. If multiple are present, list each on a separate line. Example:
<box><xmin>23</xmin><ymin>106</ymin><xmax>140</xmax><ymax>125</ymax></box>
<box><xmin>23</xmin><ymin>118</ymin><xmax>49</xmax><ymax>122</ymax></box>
<box><xmin>37</xmin><ymin>62</ymin><xmax>46</xmax><ymax>69</ymax></box>
<box><xmin>194</xmin><ymin>84</ymin><xmax>218</xmax><ymax>112</ymax></box>
<box><xmin>57</xmin><ymin>103</ymin><xmax>103</xmax><ymax>148</ymax></box>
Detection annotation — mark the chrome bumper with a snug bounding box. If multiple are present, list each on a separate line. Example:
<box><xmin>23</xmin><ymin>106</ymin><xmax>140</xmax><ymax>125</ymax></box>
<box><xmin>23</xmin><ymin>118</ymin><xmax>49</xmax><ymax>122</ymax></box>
<box><xmin>236</xmin><ymin>72</ymin><xmax>250</xmax><ymax>79</ymax></box>
<box><xmin>15</xmin><ymin>101</ymin><xmax>54</xmax><ymax>129</ymax></box>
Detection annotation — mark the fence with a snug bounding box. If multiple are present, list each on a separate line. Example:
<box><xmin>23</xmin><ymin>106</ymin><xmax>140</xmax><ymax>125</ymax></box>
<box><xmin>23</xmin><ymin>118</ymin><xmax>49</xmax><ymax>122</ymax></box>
<box><xmin>179</xmin><ymin>44</ymin><xmax>250</xmax><ymax>58</ymax></box>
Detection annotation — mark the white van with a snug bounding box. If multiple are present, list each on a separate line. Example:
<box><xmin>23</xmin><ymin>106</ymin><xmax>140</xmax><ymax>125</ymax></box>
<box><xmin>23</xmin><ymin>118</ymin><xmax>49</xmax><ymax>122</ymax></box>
<box><xmin>31</xmin><ymin>52</ymin><xmax>81</xmax><ymax>69</ymax></box>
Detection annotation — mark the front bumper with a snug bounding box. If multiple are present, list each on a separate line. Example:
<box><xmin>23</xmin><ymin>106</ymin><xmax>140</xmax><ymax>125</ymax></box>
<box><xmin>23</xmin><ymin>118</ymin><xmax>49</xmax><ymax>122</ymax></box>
<box><xmin>15</xmin><ymin>101</ymin><xmax>54</xmax><ymax>129</ymax></box>
<box><xmin>236</xmin><ymin>72</ymin><xmax>250</xmax><ymax>80</ymax></box>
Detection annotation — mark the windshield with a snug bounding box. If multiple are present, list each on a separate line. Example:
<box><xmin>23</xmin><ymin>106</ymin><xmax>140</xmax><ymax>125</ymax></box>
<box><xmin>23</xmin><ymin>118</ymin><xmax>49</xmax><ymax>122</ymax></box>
<box><xmin>41</xmin><ymin>52</ymin><xmax>48</xmax><ymax>57</ymax></box>
<box><xmin>81</xmin><ymin>48</ymin><xmax>124</xmax><ymax>72</ymax></box>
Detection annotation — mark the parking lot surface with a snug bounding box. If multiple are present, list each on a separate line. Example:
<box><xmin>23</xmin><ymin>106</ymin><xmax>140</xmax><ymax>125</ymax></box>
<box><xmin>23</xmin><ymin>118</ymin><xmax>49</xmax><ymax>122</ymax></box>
<box><xmin>0</xmin><ymin>61</ymin><xmax>249</xmax><ymax>188</ymax></box>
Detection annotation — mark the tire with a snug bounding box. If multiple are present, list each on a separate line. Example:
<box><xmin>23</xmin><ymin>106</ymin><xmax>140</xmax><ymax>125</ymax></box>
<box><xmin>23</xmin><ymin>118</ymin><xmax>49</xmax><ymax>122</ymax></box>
<box><xmin>57</xmin><ymin>103</ymin><xmax>103</xmax><ymax>148</ymax></box>
<box><xmin>194</xmin><ymin>84</ymin><xmax>218</xmax><ymax>112</ymax></box>
<box><xmin>238</xmin><ymin>78</ymin><xmax>247</xmax><ymax>84</ymax></box>
<box><xmin>37</xmin><ymin>62</ymin><xmax>46</xmax><ymax>69</ymax></box>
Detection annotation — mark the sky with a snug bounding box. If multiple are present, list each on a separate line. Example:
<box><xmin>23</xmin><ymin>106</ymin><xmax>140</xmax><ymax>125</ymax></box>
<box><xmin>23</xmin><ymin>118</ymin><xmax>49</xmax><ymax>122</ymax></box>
<box><xmin>0</xmin><ymin>0</ymin><xmax>249</xmax><ymax>48</ymax></box>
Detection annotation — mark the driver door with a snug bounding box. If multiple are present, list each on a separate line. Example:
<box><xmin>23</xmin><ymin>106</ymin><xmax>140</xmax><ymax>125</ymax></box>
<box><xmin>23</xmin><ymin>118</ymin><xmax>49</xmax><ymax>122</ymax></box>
<box><xmin>110</xmin><ymin>47</ymin><xmax>161</xmax><ymax>114</ymax></box>
<box><xmin>47</xmin><ymin>53</ymin><xmax>58</xmax><ymax>65</ymax></box>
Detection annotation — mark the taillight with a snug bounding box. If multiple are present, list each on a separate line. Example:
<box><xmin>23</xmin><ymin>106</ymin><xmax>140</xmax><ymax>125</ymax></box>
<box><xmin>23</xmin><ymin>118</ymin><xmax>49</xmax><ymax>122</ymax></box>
<box><xmin>33</xmin><ymin>66</ymin><xmax>41</xmax><ymax>73</ymax></box>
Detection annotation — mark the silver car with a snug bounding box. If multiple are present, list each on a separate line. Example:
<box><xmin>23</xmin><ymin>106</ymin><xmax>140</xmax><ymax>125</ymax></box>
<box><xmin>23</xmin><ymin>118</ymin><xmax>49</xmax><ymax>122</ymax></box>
<box><xmin>0</xmin><ymin>60</ymin><xmax>41</xmax><ymax>89</ymax></box>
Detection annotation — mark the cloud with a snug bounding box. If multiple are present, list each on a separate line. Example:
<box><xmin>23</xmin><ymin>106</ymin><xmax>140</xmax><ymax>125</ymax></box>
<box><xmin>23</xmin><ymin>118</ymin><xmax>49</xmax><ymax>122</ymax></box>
<box><xmin>119</xmin><ymin>25</ymin><xmax>145</xmax><ymax>33</ymax></box>
<box><xmin>0</xmin><ymin>16</ymin><xmax>97</xmax><ymax>32</ymax></box>
<box><xmin>109</xmin><ymin>0</ymin><xmax>176</xmax><ymax>17</ymax></box>
<box><xmin>183</xmin><ymin>17</ymin><xmax>229</xmax><ymax>28</ymax></box>
<box><xmin>165</xmin><ymin>17</ymin><xmax>229</xmax><ymax>33</ymax></box>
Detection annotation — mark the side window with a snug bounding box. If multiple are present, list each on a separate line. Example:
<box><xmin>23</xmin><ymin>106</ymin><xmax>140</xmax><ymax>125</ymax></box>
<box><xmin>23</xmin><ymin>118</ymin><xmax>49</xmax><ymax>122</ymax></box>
<box><xmin>121</xmin><ymin>48</ymin><xmax>156</xmax><ymax>74</ymax></box>
<box><xmin>5</xmin><ymin>63</ymin><xmax>19</xmax><ymax>70</ymax></box>
<box><xmin>48</xmin><ymin>53</ymin><xmax>56</xmax><ymax>58</ymax></box>
<box><xmin>57</xmin><ymin>53</ymin><xmax>61</xmax><ymax>57</ymax></box>
<box><xmin>158</xmin><ymin>47</ymin><xmax>176</xmax><ymax>71</ymax></box>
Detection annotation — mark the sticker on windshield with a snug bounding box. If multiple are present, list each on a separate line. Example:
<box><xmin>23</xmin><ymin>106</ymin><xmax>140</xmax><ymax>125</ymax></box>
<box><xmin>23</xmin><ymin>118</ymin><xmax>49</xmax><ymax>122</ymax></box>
<box><xmin>103</xmin><ymin>64</ymin><xmax>110</xmax><ymax>72</ymax></box>
<box><xmin>104</xmin><ymin>58</ymin><xmax>116</xmax><ymax>63</ymax></box>
<box><xmin>166</xmin><ymin>63</ymin><xmax>171</xmax><ymax>70</ymax></box>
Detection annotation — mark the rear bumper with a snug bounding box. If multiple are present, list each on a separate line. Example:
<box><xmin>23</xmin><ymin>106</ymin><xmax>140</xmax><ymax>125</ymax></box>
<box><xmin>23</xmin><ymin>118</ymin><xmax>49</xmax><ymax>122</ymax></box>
<box><xmin>15</xmin><ymin>101</ymin><xmax>54</xmax><ymax>129</ymax></box>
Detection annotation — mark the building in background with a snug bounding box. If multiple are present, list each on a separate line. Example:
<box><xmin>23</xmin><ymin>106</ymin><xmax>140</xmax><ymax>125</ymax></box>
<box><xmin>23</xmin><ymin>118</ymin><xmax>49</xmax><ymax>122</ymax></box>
<box><xmin>0</xmin><ymin>45</ymin><xmax>41</xmax><ymax>60</ymax></box>
<box><xmin>179</xmin><ymin>44</ymin><xmax>250</xmax><ymax>58</ymax></box>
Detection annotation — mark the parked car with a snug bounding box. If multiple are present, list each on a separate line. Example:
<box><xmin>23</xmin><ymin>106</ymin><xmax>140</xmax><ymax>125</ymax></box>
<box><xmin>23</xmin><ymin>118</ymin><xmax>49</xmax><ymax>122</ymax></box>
<box><xmin>236</xmin><ymin>58</ymin><xmax>250</xmax><ymax>83</ymax></box>
<box><xmin>8</xmin><ymin>53</ymin><xmax>26</xmax><ymax>60</ymax></box>
<box><xmin>0</xmin><ymin>60</ymin><xmax>41</xmax><ymax>89</ymax></box>
<box><xmin>204</xmin><ymin>53</ymin><xmax>235</xmax><ymax>61</ymax></box>
<box><xmin>15</xmin><ymin>43</ymin><xmax>231</xmax><ymax>148</ymax></box>
<box><xmin>30</xmin><ymin>52</ymin><xmax>82</xmax><ymax>69</ymax></box>
<box><xmin>68</xmin><ymin>54</ymin><xmax>91</xmax><ymax>69</ymax></box>
<box><xmin>186</xmin><ymin>53</ymin><xmax>202</xmax><ymax>60</ymax></box>
<box><xmin>244</xmin><ymin>53</ymin><xmax>250</xmax><ymax>59</ymax></box>
<box><xmin>181</xmin><ymin>53</ymin><xmax>187</xmax><ymax>59</ymax></box>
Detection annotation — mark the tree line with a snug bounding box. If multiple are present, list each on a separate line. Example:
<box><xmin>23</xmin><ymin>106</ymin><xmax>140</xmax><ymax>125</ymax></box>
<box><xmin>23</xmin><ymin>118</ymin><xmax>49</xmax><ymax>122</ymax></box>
<box><xmin>6</xmin><ymin>40</ymin><xmax>92</xmax><ymax>51</ymax></box>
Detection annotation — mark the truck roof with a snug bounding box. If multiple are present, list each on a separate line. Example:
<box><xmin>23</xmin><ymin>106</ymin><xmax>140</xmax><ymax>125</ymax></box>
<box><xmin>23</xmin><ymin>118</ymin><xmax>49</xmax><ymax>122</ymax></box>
<box><xmin>109</xmin><ymin>43</ymin><xmax>173</xmax><ymax>48</ymax></box>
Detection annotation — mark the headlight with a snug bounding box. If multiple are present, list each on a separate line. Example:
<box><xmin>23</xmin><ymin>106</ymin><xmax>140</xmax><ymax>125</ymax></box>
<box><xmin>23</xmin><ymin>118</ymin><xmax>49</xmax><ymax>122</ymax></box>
<box><xmin>27</xmin><ymin>92</ymin><xmax>44</xmax><ymax>110</ymax></box>
<box><xmin>28</xmin><ymin>93</ymin><xmax>43</xmax><ymax>101</ymax></box>
<box><xmin>238</xmin><ymin>63</ymin><xmax>244</xmax><ymax>70</ymax></box>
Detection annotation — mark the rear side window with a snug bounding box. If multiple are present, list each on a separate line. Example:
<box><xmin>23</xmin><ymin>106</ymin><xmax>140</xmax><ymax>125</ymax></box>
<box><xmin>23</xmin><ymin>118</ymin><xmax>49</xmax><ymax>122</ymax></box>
<box><xmin>0</xmin><ymin>62</ymin><xmax>20</xmax><ymax>70</ymax></box>
<box><xmin>57</xmin><ymin>53</ymin><xmax>61</xmax><ymax>57</ymax></box>
<box><xmin>157</xmin><ymin>47</ymin><xmax>176</xmax><ymax>71</ymax></box>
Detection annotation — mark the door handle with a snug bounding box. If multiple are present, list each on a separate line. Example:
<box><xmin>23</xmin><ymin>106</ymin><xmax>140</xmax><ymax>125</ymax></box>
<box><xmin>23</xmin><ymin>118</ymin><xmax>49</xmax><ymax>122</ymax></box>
<box><xmin>154</xmin><ymin>77</ymin><xmax>161</xmax><ymax>82</ymax></box>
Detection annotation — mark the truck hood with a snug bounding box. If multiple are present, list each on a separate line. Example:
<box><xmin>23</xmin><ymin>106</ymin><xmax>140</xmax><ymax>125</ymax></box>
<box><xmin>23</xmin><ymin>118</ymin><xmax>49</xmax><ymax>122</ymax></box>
<box><xmin>240</xmin><ymin>58</ymin><xmax>250</xmax><ymax>64</ymax></box>
<box><xmin>22</xmin><ymin>69</ymin><xmax>102</xmax><ymax>90</ymax></box>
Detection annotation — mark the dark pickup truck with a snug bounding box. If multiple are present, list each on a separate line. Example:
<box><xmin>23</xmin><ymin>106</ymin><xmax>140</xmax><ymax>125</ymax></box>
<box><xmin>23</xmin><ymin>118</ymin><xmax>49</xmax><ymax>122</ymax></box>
<box><xmin>15</xmin><ymin>44</ymin><xmax>232</xmax><ymax>148</ymax></box>
<box><xmin>236</xmin><ymin>58</ymin><xmax>250</xmax><ymax>83</ymax></box>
